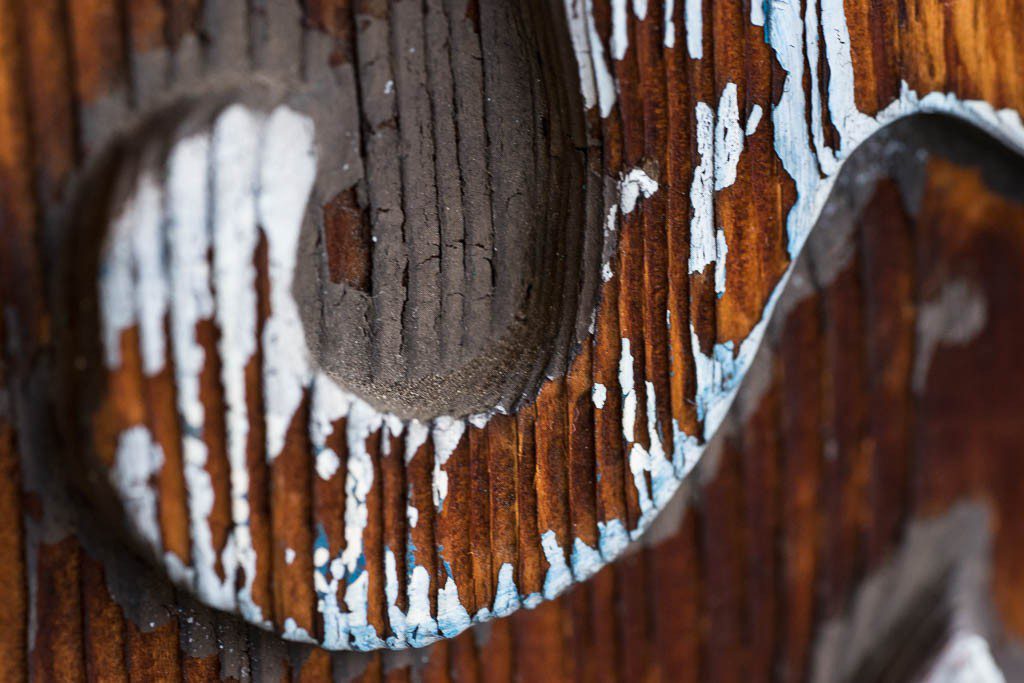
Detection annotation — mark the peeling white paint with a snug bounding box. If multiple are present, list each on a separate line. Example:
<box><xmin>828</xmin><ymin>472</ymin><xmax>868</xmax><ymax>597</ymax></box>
<box><xmin>570</xmin><ymin>538</ymin><xmax>602</xmax><ymax>581</ymax></box>
<box><xmin>820</xmin><ymin>0</ymin><xmax>876</xmax><ymax>155</ymax></box>
<box><xmin>404</xmin><ymin>565</ymin><xmax>439</xmax><ymax>647</ymax></box>
<box><xmin>210</xmin><ymin>105</ymin><xmax>266</xmax><ymax>625</ymax></box>
<box><xmin>601</xmin><ymin>204</ymin><xmax>619</xmax><ymax>282</ymax></box>
<box><xmin>540</xmin><ymin>530</ymin><xmax>572</xmax><ymax>599</ymax></box>
<box><xmin>259</xmin><ymin>106</ymin><xmax>318</xmax><ymax>462</ymax></box>
<box><xmin>715</xmin><ymin>228</ymin><xmax>728</xmax><ymax>297</ymax></box>
<box><xmin>565</xmin><ymin>0</ymin><xmax>610</xmax><ymax>117</ymax></box>
<box><xmin>664</xmin><ymin>0</ymin><xmax>676</xmax><ymax>48</ymax></box>
<box><xmin>670</xmin><ymin>421</ymin><xmax>702</xmax><ymax>479</ymax></box>
<box><xmin>689</xmin><ymin>102</ymin><xmax>716</xmax><ymax>274</ymax></box>
<box><xmin>619</xmin><ymin>167</ymin><xmax>659</xmax><ymax>215</ymax></box>
<box><xmin>99</xmin><ymin>175</ymin><xmax>164</xmax><ymax>374</ymax></box>
<box><xmin>619</xmin><ymin>338</ymin><xmax>636</xmax><ymax>443</ymax></box>
<box><xmin>166</xmin><ymin>130</ymin><xmax>238</xmax><ymax>612</ymax></box>
<box><xmin>346</xmin><ymin>571</ymin><xmax>384</xmax><ymax>650</ymax></box>
<box><xmin>746</xmin><ymin>104</ymin><xmax>763</xmax><ymax>137</ymax></box>
<box><xmin>584</xmin><ymin>0</ymin><xmax>617</xmax><ymax>117</ymax></box>
<box><xmin>285</xmin><ymin>547</ymin><xmax>296</xmax><ymax>565</ymax></box>
<box><xmin>751</xmin><ymin>0</ymin><xmax>765</xmax><ymax>27</ymax></box>
<box><xmin>437</xmin><ymin>576</ymin><xmax>472</xmax><ymax>637</ymax></box>
<box><xmin>319</xmin><ymin>563</ymin><xmax>347</xmax><ymax>644</ymax></box>
<box><xmin>611</xmin><ymin>0</ymin><xmax>629</xmax><ymax>60</ymax></box>
<box><xmin>564</xmin><ymin>0</ymin><xmax>598</xmax><ymax>112</ymax></box>
<box><xmin>405</xmin><ymin>419</ymin><xmax>429</xmax><ymax>465</ymax></box>
<box><xmin>645</xmin><ymin>381</ymin><xmax>675</xmax><ymax>510</ymax></box>
<box><xmin>111</xmin><ymin>426</ymin><xmax>165</xmax><ymax>555</ymax></box>
<box><xmin>592</xmin><ymin>382</ymin><xmax>607</xmax><ymax>409</ymax></box>
<box><xmin>766</xmin><ymin>0</ymin><xmax>821</xmax><ymax>259</ymax></box>
<box><xmin>619</xmin><ymin>338</ymin><xmax>656</xmax><ymax>531</ymax></box>
<box><xmin>685</xmin><ymin>0</ymin><xmax>702</xmax><ymax>59</ymax></box>
<box><xmin>322</xmin><ymin>2</ymin><xmax>1024</xmax><ymax>649</ymax></box>
<box><xmin>383</xmin><ymin>414</ymin><xmax>404</xmax><ymax>443</ymax></box>
<box><xmin>312</xmin><ymin>373</ymin><xmax>351</xmax><ymax>481</ymax></box>
<box><xmin>131</xmin><ymin>178</ymin><xmax>168</xmax><ymax>376</ymax></box>
<box><xmin>383</xmin><ymin>548</ymin><xmax>407</xmax><ymax>647</ymax></box>
<box><xmin>341</xmin><ymin>404</ymin><xmax>381</xmax><ymax>574</ymax></box>
<box><xmin>99</xmin><ymin>197</ymin><xmax>137</xmax><ymax>369</ymax></box>
<box><xmin>316</xmin><ymin>449</ymin><xmax>341</xmax><ymax>481</ymax></box>
<box><xmin>805</xmin><ymin>0</ymin><xmax>839</xmax><ymax>176</ymax></box>
<box><xmin>283</xmin><ymin>617</ymin><xmax>317</xmax><ymax>644</ymax></box>
<box><xmin>319</xmin><ymin>575</ymin><xmax>350</xmax><ymax>650</ymax></box>
<box><xmin>341</xmin><ymin>399</ymin><xmax>384</xmax><ymax>650</ymax></box>
<box><xmin>164</xmin><ymin>552</ymin><xmax>195</xmax><ymax>591</ymax></box>
<box><xmin>628</xmin><ymin>442</ymin><xmax>655</xmax><ymax>533</ymax></box>
<box><xmin>431</xmin><ymin>417</ymin><xmax>465</xmax><ymax>511</ymax></box>
<box><xmin>597</xmin><ymin>518</ymin><xmax>630</xmax><ymax>560</ymax></box>
<box><xmin>492</xmin><ymin>563</ymin><xmax>520</xmax><ymax>617</ymax></box>
<box><xmin>714</xmin><ymin>83</ymin><xmax>744</xmax><ymax>191</ymax></box>
<box><xmin>521</xmin><ymin>593</ymin><xmax>543</xmax><ymax>609</ymax></box>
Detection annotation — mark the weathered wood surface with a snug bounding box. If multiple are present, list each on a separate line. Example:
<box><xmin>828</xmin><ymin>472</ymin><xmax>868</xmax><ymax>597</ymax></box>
<box><xmin>2</xmin><ymin>0</ymin><xmax>1024</xmax><ymax>679</ymax></box>
<box><xmin>5</xmin><ymin>155</ymin><xmax>1024</xmax><ymax>680</ymax></box>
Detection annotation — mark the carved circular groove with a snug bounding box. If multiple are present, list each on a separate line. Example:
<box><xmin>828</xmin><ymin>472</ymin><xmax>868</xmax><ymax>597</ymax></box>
<box><xmin>63</xmin><ymin>0</ymin><xmax>605</xmax><ymax>651</ymax></box>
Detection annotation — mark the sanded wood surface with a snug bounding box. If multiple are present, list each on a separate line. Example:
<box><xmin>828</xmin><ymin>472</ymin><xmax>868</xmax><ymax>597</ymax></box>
<box><xmin>2</xmin><ymin>0</ymin><xmax>1024</xmax><ymax>680</ymax></box>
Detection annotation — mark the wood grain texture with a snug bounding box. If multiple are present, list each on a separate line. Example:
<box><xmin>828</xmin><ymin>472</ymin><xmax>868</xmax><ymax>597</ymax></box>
<box><xmin>6</xmin><ymin>156</ymin><xmax>1024</xmax><ymax>679</ymax></box>
<box><xmin>2</xmin><ymin>0</ymin><xmax>1024</xmax><ymax>678</ymax></box>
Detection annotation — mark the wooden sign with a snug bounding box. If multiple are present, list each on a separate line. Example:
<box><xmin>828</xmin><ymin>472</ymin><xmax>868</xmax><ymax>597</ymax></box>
<box><xmin>2</xmin><ymin>0</ymin><xmax>1024</xmax><ymax>679</ymax></box>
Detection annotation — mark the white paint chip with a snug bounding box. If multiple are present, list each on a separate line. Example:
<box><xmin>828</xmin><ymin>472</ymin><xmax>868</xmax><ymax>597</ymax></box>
<box><xmin>111</xmin><ymin>426</ymin><xmax>165</xmax><ymax>555</ymax></box>
<box><xmin>689</xmin><ymin>101</ymin><xmax>716</xmax><ymax>274</ymax></box>
<box><xmin>283</xmin><ymin>617</ymin><xmax>316</xmax><ymax>644</ymax></box>
<box><xmin>751</xmin><ymin>0</ymin><xmax>765</xmax><ymax>26</ymax></box>
<box><xmin>316</xmin><ymin>449</ymin><xmax>341</xmax><ymax>481</ymax></box>
<box><xmin>619</xmin><ymin>338</ymin><xmax>636</xmax><ymax>443</ymax></box>
<box><xmin>619</xmin><ymin>167</ymin><xmax>659</xmax><ymax>214</ymax></box>
<box><xmin>431</xmin><ymin>417</ymin><xmax>466</xmax><ymax>511</ymax></box>
<box><xmin>746</xmin><ymin>104</ymin><xmax>763</xmax><ymax>137</ymax></box>
<box><xmin>540</xmin><ymin>531</ymin><xmax>572</xmax><ymax>599</ymax></box>
<box><xmin>259</xmin><ymin>106</ymin><xmax>318</xmax><ymax>462</ymax></box>
<box><xmin>493</xmin><ymin>563</ymin><xmax>520</xmax><ymax>617</ymax></box>
<box><xmin>585</xmin><ymin>0</ymin><xmax>618</xmax><ymax>117</ymax></box>
<box><xmin>715</xmin><ymin>228</ymin><xmax>728</xmax><ymax>297</ymax></box>
<box><xmin>611</xmin><ymin>0</ymin><xmax>629</xmax><ymax>60</ymax></box>
<box><xmin>685</xmin><ymin>0</ymin><xmax>703</xmax><ymax>59</ymax></box>
<box><xmin>664</xmin><ymin>0</ymin><xmax>676</xmax><ymax>48</ymax></box>
<box><xmin>211</xmin><ymin>104</ymin><xmax>266</xmax><ymax>625</ymax></box>
<box><xmin>714</xmin><ymin>83</ymin><xmax>744</xmax><ymax>191</ymax></box>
